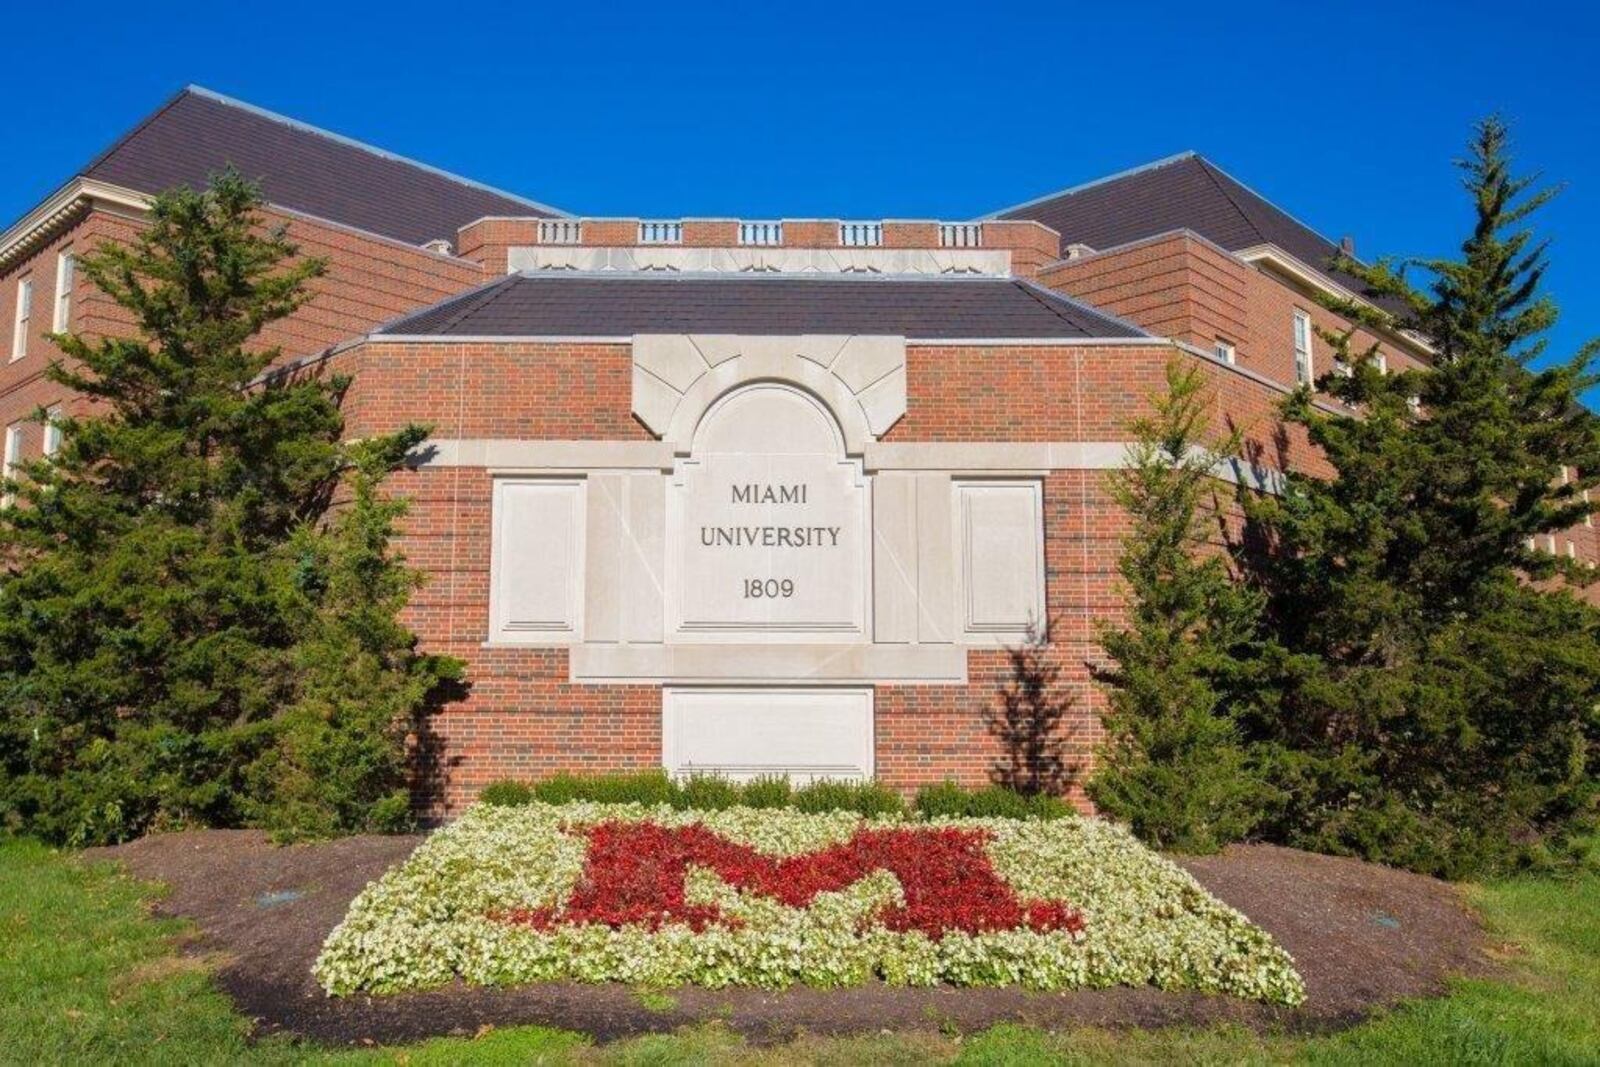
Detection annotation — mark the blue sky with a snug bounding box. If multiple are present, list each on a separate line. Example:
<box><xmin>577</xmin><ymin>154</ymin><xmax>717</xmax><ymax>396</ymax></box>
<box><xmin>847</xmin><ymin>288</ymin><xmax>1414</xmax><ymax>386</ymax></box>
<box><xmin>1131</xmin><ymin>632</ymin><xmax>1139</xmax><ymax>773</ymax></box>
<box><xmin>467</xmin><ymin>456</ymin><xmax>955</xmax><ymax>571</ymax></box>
<box><xmin>5</xmin><ymin>0</ymin><xmax>1597</xmax><ymax>382</ymax></box>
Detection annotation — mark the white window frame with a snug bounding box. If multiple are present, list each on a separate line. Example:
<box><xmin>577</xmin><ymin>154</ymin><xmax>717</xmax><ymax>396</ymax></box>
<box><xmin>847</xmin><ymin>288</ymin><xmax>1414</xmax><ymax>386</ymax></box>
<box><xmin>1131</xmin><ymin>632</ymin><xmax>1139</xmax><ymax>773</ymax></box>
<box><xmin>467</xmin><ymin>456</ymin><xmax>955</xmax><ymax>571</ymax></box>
<box><xmin>1214</xmin><ymin>339</ymin><xmax>1236</xmax><ymax>365</ymax></box>
<box><xmin>1292</xmin><ymin>308</ymin><xmax>1313</xmax><ymax>385</ymax></box>
<box><xmin>11</xmin><ymin>277</ymin><xmax>32</xmax><ymax>361</ymax></box>
<box><xmin>2</xmin><ymin>424</ymin><xmax>21</xmax><ymax>506</ymax></box>
<box><xmin>52</xmin><ymin>249</ymin><xmax>74</xmax><ymax>333</ymax></box>
<box><xmin>42</xmin><ymin>406</ymin><xmax>63</xmax><ymax>459</ymax></box>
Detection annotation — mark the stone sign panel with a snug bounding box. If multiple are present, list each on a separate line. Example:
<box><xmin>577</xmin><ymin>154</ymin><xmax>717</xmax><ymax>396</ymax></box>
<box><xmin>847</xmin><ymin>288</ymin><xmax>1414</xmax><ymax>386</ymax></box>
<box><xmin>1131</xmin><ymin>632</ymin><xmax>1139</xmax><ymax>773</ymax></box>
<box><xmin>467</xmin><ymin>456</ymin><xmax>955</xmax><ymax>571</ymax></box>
<box><xmin>666</xmin><ymin>383</ymin><xmax>869</xmax><ymax>641</ymax></box>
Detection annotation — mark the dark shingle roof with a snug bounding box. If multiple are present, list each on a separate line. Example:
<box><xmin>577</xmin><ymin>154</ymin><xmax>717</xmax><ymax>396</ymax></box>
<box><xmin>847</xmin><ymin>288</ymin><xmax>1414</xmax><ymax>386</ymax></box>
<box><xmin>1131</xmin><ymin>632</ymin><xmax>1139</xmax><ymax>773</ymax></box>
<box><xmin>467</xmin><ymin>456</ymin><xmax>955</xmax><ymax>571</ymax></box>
<box><xmin>83</xmin><ymin>87</ymin><xmax>562</xmax><ymax>247</ymax></box>
<box><xmin>995</xmin><ymin>152</ymin><xmax>1375</xmax><ymax>297</ymax></box>
<box><xmin>375</xmin><ymin>273</ymin><xmax>1149</xmax><ymax>339</ymax></box>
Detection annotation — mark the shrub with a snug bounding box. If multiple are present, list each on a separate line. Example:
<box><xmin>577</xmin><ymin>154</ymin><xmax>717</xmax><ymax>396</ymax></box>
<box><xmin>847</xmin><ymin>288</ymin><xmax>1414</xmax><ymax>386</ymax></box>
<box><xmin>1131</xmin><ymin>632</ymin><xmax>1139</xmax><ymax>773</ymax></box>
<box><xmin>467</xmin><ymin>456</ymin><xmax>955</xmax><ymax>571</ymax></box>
<box><xmin>530</xmin><ymin>770</ymin><xmax>678</xmax><ymax>807</ymax></box>
<box><xmin>915</xmin><ymin>781</ymin><xmax>1070</xmax><ymax>821</ymax></box>
<box><xmin>1090</xmin><ymin>360</ymin><xmax>1271</xmax><ymax>855</ymax></box>
<box><xmin>738</xmin><ymin>775</ymin><xmax>792</xmax><ymax>809</ymax></box>
<box><xmin>675</xmin><ymin>774</ymin><xmax>742</xmax><ymax>811</ymax></box>
<box><xmin>478</xmin><ymin>780</ymin><xmax>536</xmax><ymax>807</ymax></box>
<box><xmin>793</xmin><ymin>779</ymin><xmax>904</xmax><ymax>817</ymax></box>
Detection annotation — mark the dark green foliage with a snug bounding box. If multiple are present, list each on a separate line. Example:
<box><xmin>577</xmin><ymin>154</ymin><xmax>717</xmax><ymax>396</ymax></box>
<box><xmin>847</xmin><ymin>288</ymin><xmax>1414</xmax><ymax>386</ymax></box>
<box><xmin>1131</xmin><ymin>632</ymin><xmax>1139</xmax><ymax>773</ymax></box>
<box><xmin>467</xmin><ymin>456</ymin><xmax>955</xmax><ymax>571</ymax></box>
<box><xmin>1088</xmin><ymin>359</ymin><xmax>1272</xmax><ymax>853</ymax></box>
<box><xmin>530</xmin><ymin>770</ymin><xmax>679</xmax><ymax>807</ymax></box>
<box><xmin>250</xmin><ymin>442</ymin><xmax>463</xmax><ymax>841</ymax></box>
<box><xmin>675</xmin><ymin>773</ymin><xmax>742</xmax><ymax>811</ymax></box>
<box><xmin>914</xmin><ymin>781</ymin><xmax>1070</xmax><ymax>820</ymax></box>
<box><xmin>477</xmin><ymin>780</ymin><xmax>536</xmax><ymax>807</ymax></box>
<box><xmin>1239</xmin><ymin>119</ymin><xmax>1600</xmax><ymax>878</ymax></box>
<box><xmin>478</xmin><ymin>772</ymin><xmax>914</xmax><ymax>818</ymax></box>
<box><xmin>0</xmin><ymin>171</ymin><xmax>455</xmax><ymax>844</ymax></box>
<box><xmin>737</xmin><ymin>775</ymin><xmax>793</xmax><ymax>809</ymax></box>
<box><xmin>791</xmin><ymin>779</ymin><xmax>905</xmax><ymax>817</ymax></box>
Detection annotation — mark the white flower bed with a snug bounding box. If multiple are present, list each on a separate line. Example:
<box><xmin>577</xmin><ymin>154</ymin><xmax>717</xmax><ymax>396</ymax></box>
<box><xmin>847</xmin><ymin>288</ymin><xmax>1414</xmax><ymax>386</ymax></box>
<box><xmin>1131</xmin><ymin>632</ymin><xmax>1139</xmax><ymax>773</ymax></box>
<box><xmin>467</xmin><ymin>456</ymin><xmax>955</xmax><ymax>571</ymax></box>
<box><xmin>313</xmin><ymin>802</ymin><xmax>1304</xmax><ymax>1004</ymax></box>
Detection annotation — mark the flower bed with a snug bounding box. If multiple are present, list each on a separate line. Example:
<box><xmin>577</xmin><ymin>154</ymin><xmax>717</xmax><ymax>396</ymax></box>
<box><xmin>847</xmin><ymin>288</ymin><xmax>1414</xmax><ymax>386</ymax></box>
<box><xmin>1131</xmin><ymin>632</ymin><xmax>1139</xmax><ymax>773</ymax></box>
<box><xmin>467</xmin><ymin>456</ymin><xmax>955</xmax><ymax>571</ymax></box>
<box><xmin>314</xmin><ymin>802</ymin><xmax>1305</xmax><ymax>1004</ymax></box>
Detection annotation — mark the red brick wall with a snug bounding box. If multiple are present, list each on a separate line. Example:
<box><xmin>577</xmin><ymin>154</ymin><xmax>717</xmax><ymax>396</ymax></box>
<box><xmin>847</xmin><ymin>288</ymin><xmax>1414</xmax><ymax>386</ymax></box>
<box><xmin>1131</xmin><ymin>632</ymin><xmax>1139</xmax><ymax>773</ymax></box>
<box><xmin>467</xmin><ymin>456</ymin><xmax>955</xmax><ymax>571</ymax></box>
<box><xmin>0</xmin><ymin>204</ymin><xmax>486</xmax><ymax>467</ymax></box>
<box><xmin>336</xmin><ymin>337</ymin><xmax>1319</xmax><ymax>811</ymax></box>
<box><xmin>336</xmin><ymin>341</ymin><xmax>647</xmax><ymax>441</ymax></box>
<box><xmin>1036</xmin><ymin>233</ymin><xmax>1249</xmax><ymax>350</ymax></box>
<box><xmin>1036</xmin><ymin>232</ymin><xmax>1430</xmax><ymax>389</ymax></box>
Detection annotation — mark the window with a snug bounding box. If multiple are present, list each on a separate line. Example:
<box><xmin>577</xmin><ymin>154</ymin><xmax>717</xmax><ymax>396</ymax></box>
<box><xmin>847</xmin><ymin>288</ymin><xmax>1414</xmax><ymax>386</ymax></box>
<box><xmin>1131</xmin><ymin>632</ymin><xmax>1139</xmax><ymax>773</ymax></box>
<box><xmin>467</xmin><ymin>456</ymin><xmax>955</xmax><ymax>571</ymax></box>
<box><xmin>1375</xmin><ymin>352</ymin><xmax>1388</xmax><ymax>375</ymax></box>
<box><xmin>1292</xmin><ymin>309</ymin><xmax>1313</xmax><ymax>385</ymax></box>
<box><xmin>42</xmin><ymin>406</ymin><xmax>62</xmax><ymax>459</ymax></box>
<box><xmin>1547</xmin><ymin>534</ymin><xmax>1559</xmax><ymax>553</ymax></box>
<box><xmin>52</xmin><ymin>250</ymin><xmax>74</xmax><ymax>332</ymax></box>
<box><xmin>1567</xmin><ymin>540</ymin><xmax>1577</xmax><ymax>559</ymax></box>
<box><xmin>11</xmin><ymin>277</ymin><xmax>32</xmax><ymax>361</ymax></box>
<box><xmin>2</xmin><ymin>424</ymin><xmax>21</xmax><ymax>506</ymax></box>
<box><xmin>1214</xmin><ymin>339</ymin><xmax>1236</xmax><ymax>365</ymax></box>
<box><xmin>1584</xmin><ymin>489</ymin><xmax>1592</xmax><ymax>529</ymax></box>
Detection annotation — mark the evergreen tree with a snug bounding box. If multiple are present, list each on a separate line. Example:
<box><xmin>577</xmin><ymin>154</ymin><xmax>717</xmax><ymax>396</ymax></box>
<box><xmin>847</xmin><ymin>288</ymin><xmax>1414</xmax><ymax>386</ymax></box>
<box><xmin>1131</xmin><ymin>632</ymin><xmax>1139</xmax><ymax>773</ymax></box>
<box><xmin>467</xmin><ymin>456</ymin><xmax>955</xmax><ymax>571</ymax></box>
<box><xmin>248</xmin><ymin>439</ymin><xmax>463</xmax><ymax>840</ymax></box>
<box><xmin>0</xmin><ymin>171</ymin><xmax>455</xmax><ymax>844</ymax></box>
<box><xmin>1242</xmin><ymin>119</ymin><xmax>1600</xmax><ymax>877</ymax></box>
<box><xmin>1089</xmin><ymin>359</ymin><xmax>1270</xmax><ymax>853</ymax></box>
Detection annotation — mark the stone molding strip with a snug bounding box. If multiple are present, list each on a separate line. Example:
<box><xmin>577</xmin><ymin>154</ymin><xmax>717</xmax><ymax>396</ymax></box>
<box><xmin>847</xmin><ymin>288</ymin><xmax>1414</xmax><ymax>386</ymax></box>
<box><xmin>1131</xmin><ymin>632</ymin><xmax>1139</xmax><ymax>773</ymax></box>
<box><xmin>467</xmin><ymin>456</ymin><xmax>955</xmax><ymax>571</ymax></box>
<box><xmin>506</xmin><ymin>246</ymin><xmax>1012</xmax><ymax>277</ymax></box>
<box><xmin>408</xmin><ymin>438</ymin><xmax>1285</xmax><ymax>494</ymax></box>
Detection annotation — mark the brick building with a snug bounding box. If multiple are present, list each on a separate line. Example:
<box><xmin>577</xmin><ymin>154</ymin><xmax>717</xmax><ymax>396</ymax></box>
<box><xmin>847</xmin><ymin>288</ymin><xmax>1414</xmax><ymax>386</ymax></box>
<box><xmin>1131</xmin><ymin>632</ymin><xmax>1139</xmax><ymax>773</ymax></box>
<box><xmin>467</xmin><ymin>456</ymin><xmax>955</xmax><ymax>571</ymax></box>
<box><xmin>4</xmin><ymin>87</ymin><xmax>1588</xmax><ymax>811</ymax></box>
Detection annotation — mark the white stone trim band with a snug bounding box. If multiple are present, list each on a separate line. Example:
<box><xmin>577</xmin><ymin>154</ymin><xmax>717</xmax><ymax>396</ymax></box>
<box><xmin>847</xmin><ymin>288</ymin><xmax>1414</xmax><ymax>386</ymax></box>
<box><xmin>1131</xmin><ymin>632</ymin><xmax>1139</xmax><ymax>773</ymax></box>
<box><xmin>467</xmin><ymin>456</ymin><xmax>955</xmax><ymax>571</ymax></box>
<box><xmin>506</xmin><ymin>246</ymin><xmax>1013</xmax><ymax>277</ymax></box>
<box><xmin>407</xmin><ymin>438</ymin><xmax>1286</xmax><ymax>494</ymax></box>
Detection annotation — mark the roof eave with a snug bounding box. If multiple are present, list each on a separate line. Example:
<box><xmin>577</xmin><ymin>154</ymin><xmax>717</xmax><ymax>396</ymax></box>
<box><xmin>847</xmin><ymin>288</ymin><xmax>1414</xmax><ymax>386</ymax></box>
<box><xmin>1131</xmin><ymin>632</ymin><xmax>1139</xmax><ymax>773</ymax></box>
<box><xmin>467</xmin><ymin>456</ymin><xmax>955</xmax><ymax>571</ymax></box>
<box><xmin>1234</xmin><ymin>244</ymin><xmax>1435</xmax><ymax>357</ymax></box>
<box><xmin>0</xmin><ymin>177</ymin><xmax>152</xmax><ymax>272</ymax></box>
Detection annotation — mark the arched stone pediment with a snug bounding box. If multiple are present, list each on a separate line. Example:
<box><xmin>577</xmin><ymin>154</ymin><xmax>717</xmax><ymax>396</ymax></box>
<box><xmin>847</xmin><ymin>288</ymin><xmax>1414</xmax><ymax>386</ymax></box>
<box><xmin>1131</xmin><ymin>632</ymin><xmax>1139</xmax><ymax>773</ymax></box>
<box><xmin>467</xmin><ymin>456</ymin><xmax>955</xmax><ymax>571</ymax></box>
<box><xmin>631</xmin><ymin>334</ymin><xmax>906</xmax><ymax>453</ymax></box>
<box><xmin>666</xmin><ymin>381</ymin><xmax>870</xmax><ymax>643</ymax></box>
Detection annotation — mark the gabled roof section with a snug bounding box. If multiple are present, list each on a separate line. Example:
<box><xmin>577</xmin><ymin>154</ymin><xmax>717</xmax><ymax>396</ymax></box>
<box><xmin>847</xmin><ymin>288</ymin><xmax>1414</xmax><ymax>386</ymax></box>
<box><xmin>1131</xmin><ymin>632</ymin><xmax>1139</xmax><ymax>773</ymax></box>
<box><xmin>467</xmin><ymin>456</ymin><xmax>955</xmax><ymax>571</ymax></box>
<box><xmin>373</xmin><ymin>273</ymin><xmax>1151</xmax><ymax>340</ymax></box>
<box><xmin>82</xmin><ymin>86</ymin><xmax>566</xmax><ymax>247</ymax></box>
<box><xmin>993</xmin><ymin>152</ymin><xmax>1373</xmax><ymax>297</ymax></box>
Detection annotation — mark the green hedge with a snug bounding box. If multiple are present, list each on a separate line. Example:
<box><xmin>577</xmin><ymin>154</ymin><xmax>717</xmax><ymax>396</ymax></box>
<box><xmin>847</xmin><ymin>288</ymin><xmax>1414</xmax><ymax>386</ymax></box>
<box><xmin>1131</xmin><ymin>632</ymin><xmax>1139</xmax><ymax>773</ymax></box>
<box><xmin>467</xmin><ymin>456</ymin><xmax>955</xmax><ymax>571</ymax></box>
<box><xmin>477</xmin><ymin>773</ymin><xmax>1070</xmax><ymax>821</ymax></box>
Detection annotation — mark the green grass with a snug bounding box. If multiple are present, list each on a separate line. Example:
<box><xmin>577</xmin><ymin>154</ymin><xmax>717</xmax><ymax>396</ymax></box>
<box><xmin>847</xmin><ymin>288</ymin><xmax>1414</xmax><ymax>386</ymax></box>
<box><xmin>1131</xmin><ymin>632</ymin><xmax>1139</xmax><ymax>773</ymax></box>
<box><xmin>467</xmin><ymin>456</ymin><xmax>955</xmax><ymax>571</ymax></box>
<box><xmin>1</xmin><ymin>835</ymin><xmax>1596</xmax><ymax>1066</ymax></box>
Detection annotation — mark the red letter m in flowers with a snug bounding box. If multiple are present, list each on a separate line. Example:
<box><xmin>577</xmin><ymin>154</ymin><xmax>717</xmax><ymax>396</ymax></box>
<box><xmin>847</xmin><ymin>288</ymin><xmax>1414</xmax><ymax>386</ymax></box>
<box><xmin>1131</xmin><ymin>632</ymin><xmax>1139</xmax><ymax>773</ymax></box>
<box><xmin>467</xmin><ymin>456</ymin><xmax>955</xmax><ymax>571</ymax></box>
<box><xmin>500</xmin><ymin>822</ymin><xmax>1084</xmax><ymax>939</ymax></box>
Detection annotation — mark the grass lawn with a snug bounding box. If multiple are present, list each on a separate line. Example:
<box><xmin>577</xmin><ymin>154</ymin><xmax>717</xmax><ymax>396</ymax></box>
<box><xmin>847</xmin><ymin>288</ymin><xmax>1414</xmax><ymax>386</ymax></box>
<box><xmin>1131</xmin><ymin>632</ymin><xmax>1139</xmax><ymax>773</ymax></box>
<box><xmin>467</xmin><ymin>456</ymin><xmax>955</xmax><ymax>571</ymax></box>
<box><xmin>2</xmin><ymin>834</ymin><xmax>1595</xmax><ymax>1066</ymax></box>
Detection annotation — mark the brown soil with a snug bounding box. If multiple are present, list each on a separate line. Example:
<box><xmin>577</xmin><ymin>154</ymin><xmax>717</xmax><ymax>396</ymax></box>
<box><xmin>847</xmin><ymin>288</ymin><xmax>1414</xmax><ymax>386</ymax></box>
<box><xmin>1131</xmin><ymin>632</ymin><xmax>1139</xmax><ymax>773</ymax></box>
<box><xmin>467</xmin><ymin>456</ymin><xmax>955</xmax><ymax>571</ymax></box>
<box><xmin>88</xmin><ymin>831</ymin><xmax>1490</xmax><ymax>1047</ymax></box>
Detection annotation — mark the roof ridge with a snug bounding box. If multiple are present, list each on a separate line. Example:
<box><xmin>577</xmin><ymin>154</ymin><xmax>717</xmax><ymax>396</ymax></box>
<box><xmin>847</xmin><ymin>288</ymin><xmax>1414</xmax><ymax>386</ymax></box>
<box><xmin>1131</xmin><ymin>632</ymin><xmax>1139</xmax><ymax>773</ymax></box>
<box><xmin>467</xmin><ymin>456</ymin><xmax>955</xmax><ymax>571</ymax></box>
<box><xmin>1194</xmin><ymin>156</ymin><xmax>1361</xmax><ymax>268</ymax></box>
<box><xmin>1192</xmin><ymin>156</ymin><xmax>1269</xmax><ymax>248</ymax></box>
<box><xmin>178</xmin><ymin>86</ymin><xmax>571</xmax><ymax>218</ymax></box>
<box><xmin>982</xmin><ymin>151</ymin><xmax>1199</xmax><ymax>221</ymax></box>
<box><xmin>371</xmin><ymin>274</ymin><xmax>517</xmax><ymax>335</ymax></box>
<box><xmin>433</xmin><ymin>274</ymin><xmax>525</xmax><ymax>334</ymax></box>
<box><xmin>1013</xmin><ymin>278</ymin><xmax>1150</xmax><ymax>337</ymax></box>
<box><xmin>77</xmin><ymin>86</ymin><xmax>194</xmax><ymax>178</ymax></box>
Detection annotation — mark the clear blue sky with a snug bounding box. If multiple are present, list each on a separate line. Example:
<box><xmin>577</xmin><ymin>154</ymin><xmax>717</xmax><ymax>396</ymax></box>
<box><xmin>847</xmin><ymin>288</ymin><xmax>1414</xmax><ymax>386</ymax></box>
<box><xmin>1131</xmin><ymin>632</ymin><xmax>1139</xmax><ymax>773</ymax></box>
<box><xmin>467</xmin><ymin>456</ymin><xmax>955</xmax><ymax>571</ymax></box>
<box><xmin>5</xmin><ymin>0</ymin><xmax>1597</xmax><ymax>386</ymax></box>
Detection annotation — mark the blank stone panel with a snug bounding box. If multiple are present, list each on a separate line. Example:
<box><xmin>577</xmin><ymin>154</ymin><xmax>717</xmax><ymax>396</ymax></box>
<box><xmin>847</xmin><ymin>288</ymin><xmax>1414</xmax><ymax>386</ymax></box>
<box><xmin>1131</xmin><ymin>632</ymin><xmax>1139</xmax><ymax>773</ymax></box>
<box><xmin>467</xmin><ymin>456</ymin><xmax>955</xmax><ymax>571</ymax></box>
<box><xmin>955</xmin><ymin>480</ymin><xmax>1045</xmax><ymax>640</ymax></box>
<box><xmin>662</xmin><ymin>687</ymin><xmax>874</xmax><ymax>782</ymax></box>
<box><xmin>490</xmin><ymin>478</ymin><xmax>586</xmax><ymax>643</ymax></box>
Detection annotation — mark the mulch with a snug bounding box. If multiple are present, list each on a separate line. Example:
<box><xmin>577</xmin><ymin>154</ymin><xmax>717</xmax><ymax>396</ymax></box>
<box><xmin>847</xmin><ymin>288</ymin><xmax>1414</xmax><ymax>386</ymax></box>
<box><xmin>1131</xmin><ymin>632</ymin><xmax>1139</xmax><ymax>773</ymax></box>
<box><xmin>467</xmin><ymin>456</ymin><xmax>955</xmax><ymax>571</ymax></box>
<box><xmin>87</xmin><ymin>829</ymin><xmax>1491</xmax><ymax>1047</ymax></box>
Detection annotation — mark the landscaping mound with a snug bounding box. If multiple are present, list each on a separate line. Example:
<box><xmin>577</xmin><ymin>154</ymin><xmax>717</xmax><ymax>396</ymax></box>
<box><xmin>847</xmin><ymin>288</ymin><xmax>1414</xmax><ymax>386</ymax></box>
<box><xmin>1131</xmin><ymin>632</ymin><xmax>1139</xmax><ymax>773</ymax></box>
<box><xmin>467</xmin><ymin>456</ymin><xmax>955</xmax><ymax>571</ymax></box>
<box><xmin>313</xmin><ymin>802</ymin><xmax>1305</xmax><ymax>1004</ymax></box>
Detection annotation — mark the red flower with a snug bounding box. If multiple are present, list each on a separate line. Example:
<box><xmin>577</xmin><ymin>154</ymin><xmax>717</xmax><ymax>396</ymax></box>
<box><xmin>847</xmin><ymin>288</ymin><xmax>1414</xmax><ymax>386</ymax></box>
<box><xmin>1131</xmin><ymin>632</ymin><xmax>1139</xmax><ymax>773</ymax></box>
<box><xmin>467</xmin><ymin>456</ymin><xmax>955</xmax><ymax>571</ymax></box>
<box><xmin>499</xmin><ymin>821</ymin><xmax>1085</xmax><ymax>940</ymax></box>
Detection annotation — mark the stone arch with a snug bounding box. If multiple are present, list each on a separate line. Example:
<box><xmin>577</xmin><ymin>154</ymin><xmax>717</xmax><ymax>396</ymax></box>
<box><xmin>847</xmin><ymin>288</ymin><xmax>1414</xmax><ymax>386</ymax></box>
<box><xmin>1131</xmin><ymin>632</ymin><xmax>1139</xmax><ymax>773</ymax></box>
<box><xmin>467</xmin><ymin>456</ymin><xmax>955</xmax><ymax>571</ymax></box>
<box><xmin>630</xmin><ymin>334</ymin><xmax>906</xmax><ymax>454</ymax></box>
